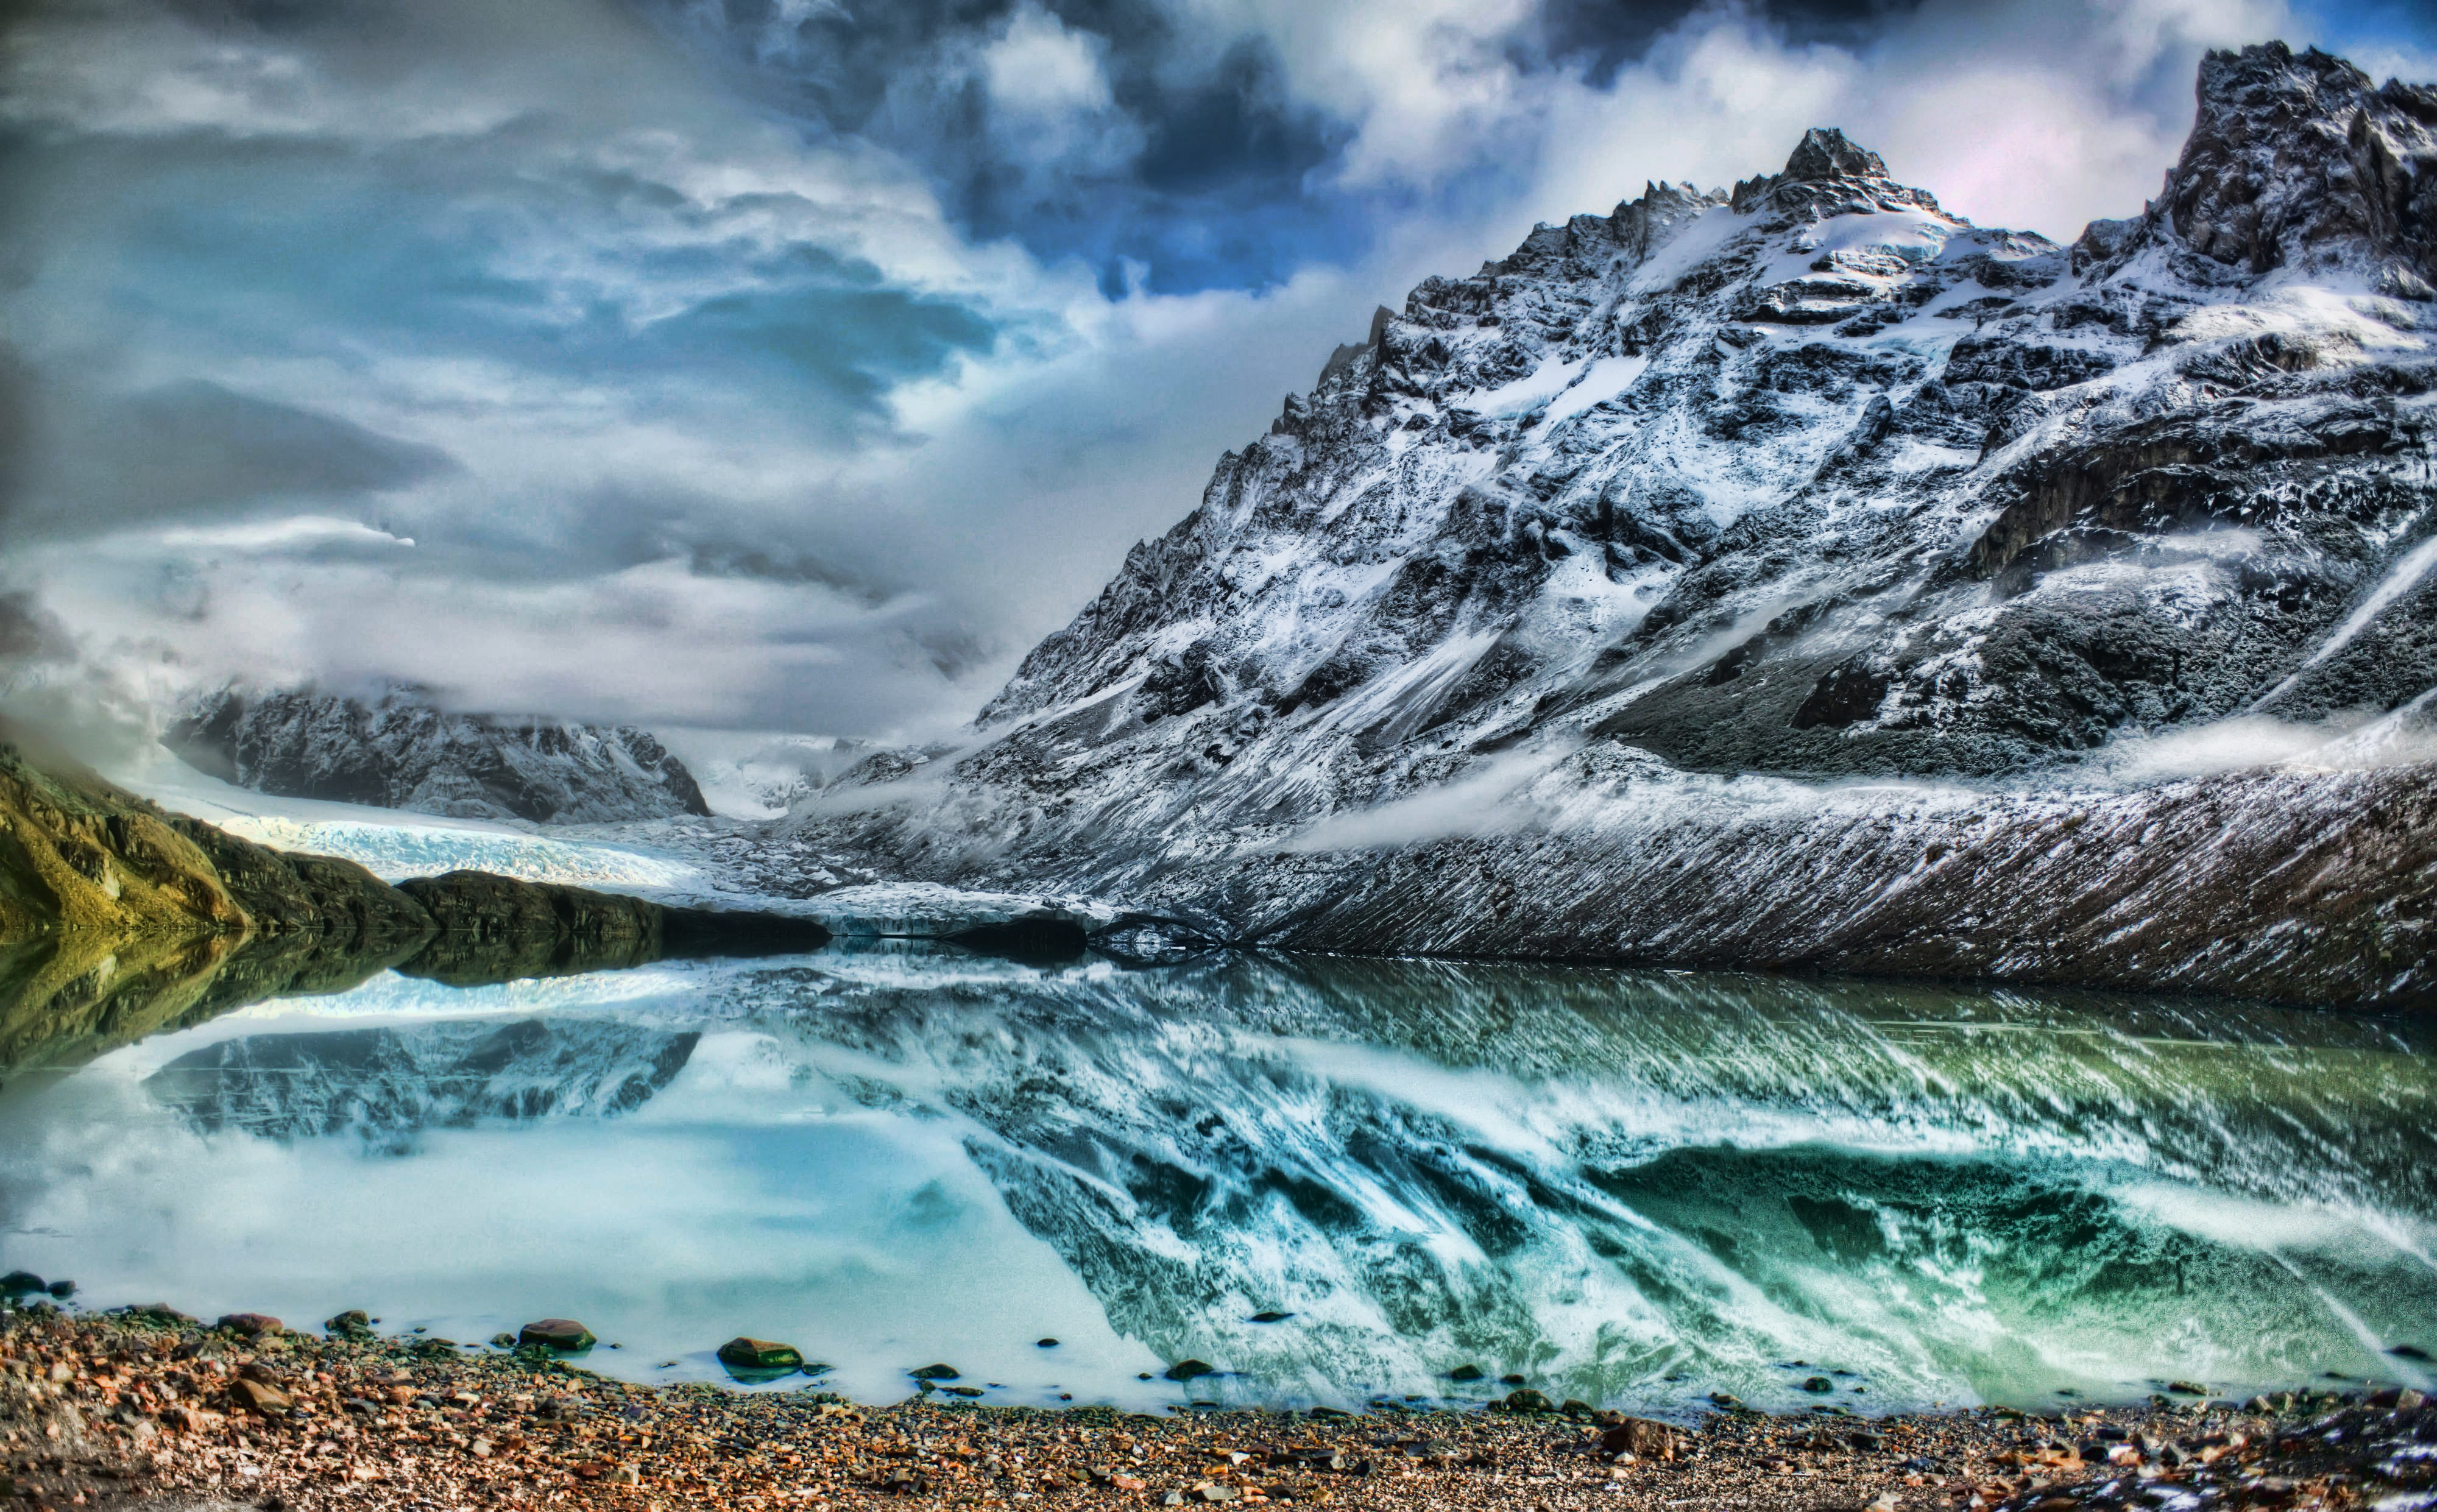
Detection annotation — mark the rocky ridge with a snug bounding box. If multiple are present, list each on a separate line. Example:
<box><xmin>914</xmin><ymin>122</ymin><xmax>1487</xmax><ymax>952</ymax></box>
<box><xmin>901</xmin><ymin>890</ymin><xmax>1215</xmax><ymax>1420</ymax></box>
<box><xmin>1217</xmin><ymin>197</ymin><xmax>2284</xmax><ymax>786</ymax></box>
<box><xmin>789</xmin><ymin>44</ymin><xmax>2437</xmax><ymax>1009</ymax></box>
<box><xmin>167</xmin><ymin>685</ymin><xmax>712</xmax><ymax>825</ymax></box>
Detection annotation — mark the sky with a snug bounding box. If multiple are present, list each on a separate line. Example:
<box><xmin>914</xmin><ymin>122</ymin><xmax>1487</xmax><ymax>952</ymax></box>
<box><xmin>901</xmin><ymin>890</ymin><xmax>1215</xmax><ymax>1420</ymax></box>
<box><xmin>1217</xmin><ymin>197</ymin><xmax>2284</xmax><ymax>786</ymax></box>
<box><xmin>1</xmin><ymin>0</ymin><xmax>2432</xmax><ymax>754</ymax></box>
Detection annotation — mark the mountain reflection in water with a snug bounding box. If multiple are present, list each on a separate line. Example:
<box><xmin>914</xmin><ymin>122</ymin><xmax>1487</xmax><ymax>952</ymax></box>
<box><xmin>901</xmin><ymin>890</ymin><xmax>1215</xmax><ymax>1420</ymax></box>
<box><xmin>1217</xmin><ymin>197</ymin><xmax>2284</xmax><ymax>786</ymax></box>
<box><xmin>1</xmin><ymin>946</ymin><xmax>2432</xmax><ymax>1413</ymax></box>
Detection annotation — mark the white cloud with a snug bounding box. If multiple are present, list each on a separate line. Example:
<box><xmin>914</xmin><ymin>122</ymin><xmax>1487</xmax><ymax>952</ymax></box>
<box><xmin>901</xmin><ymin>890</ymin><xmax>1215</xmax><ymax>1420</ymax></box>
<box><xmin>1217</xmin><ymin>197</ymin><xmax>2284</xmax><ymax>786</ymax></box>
<box><xmin>984</xmin><ymin>5</ymin><xmax>1114</xmax><ymax>116</ymax></box>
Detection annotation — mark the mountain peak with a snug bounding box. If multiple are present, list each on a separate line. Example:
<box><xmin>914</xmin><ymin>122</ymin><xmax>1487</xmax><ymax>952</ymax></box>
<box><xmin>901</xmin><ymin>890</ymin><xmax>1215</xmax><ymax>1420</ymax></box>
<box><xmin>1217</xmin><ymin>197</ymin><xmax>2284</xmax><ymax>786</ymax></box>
<box><xmin>1730</xmin><ymin>126</ymin><xmax>1933</xmax><ymax>218</ymax></box>
<box><xmin>1782</xmin><ymin>127</ymin><xmax>1887</xmax><ymax>183</ymax></box>
<box><xmin>2079</xmin><ymin>39</ymin><xmax>2437</xmax><ymax>294</ymax></box>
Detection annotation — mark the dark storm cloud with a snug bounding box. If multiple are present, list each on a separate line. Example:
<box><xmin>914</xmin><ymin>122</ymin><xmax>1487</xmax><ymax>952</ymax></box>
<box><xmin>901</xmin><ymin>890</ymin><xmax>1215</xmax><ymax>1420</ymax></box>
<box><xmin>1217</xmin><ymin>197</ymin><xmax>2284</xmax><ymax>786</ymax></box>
<box><xmin>0</xmin><ymin>345</ymin><xmax>32</xmax><ymax>533</ymax></box>
<box><xmin>10</xmin><ymin>380</ymin><xmax>458</xmax><ymax>539</ymax></box>
<box><xmin>14</xmin><ymin>129</ymin><xmax>999</xmax><ymax>440</ymax></box>
<box><xmin>635</xmin><ymin>0</ymin><xmax>1953</xmax><ymax>295</ymax></box>
<box><xmin>1528</xmin><ymin>0</ymin><xmax>1926</xmax><ymax>87</ymax></box>
<box><xmin>640</xmin><ymin>0</ymin><xmax>1362</xmax><ymax>293</ymax></box>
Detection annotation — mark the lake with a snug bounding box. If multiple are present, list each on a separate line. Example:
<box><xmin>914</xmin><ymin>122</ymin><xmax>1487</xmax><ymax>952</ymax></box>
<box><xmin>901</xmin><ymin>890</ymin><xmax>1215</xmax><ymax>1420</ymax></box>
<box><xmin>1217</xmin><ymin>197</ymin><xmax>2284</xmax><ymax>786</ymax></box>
<box><xmin>2</xmin><ymin>945</ymin><xmax>2432</xmax><ymax>1415</ymax></box>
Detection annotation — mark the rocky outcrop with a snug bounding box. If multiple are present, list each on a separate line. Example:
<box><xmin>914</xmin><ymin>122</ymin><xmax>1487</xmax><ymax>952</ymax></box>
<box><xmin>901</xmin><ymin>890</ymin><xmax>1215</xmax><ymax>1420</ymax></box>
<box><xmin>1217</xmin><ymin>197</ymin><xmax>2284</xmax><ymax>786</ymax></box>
<box><xmin>2074</xmin><ymin>43</ymin><xmax>2437</xmax><ymax>296</ymax></box>
<box><xmin>397</xmin><ymin>871</ymin><xmax>829</xmax><ymax>986</ymax></box>
<box><xmin>0</xmin><ymin>728</ymin><xmax>824</xmax><ymax>1069</ymax></box>
<box><xmin>166</xmin><ymin>685</ymin><xmax>712</xmax><ymax>824</ymax></box>
<box><xmin>1</xmin><ymin>727</ymin><xmax>436</xmax><ymax>1068</ymax></box>
<box><xmin>785</xmin><ymin>44</ymin><xmax>2437</xmax><ymax>1009</ymax></box>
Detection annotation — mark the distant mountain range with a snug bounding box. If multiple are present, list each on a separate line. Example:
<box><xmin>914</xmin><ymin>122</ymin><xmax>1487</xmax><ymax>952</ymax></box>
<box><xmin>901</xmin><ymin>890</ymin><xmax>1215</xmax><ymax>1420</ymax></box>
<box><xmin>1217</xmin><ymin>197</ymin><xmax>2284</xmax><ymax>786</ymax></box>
<box><xmin>166</xmin><ymin>685</ymin><xmax>711</xmax><ymax>825</ymax></box>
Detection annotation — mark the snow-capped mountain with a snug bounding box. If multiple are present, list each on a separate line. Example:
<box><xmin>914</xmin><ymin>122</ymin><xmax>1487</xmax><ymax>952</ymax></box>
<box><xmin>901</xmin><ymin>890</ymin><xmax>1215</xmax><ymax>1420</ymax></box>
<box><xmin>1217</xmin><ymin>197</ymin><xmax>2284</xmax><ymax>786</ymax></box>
<box><xmin>670</xmin><ymin>733</ymin><xmax>876</xmax><ymax>820</ymax></box>
<box><xmin>166</xmin><ymin>686</ymin><xmax>712</xmax><ymax>825</ymax></box>
<box><xmin>793</xmin><ymin>44</ymin><xmax>2437</xmax><ymax>1009</ymax></box>
<box><xmin>146</xmin><ymin>1017</ymin><xmax>702</xmax><ymax>1151</ymax></box>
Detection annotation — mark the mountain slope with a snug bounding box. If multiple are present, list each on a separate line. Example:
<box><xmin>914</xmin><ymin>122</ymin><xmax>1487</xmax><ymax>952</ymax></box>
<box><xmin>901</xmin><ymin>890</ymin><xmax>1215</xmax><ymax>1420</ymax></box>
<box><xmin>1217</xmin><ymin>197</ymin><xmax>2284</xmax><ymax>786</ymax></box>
<box><xmin>167</xmin><ymin>686</ymin><xmax>712</xmax><ymax>825</ymax></box>
<box><xmin>794</xmin><ymin>44</ymin><xmax>2437</xmax><ymax>1009</ymax></box>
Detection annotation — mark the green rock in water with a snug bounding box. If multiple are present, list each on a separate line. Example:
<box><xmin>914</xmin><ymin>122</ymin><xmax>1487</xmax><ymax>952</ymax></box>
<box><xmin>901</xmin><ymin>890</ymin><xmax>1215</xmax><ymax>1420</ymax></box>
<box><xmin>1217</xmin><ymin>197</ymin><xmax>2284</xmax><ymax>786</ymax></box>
<box><xmin>716</xmin><ymin>1338</ymin><xmax>804</xmax><ymax>1371</ymax></box>
<box><xmin>1446</xmin><ymin>1364</ymin><xmax>1484</xmax><ymax>1382</ymax></box>
<box><xmin>1036</xmin><ymin>1338</ymin><xmax>1059</xmax><ymax>1348</ymax></box>
<box><xmin>518</xmin><ymin>1318</ymin><xmax>596</xmax><ymax>1352</ymax></box>
<box><xmin>0</xmin><ymin>1272</ymin><xmax>43</xmax><ymax>1296</ymax></box>
<box><xmin>491</xmin><ymin>1333</ymin><xmax>518</xmax><ymax>1349</ymax></box>
<box><xmin>1498</xmin><ymin>1389</ymin><xmax>1554</xmax><ymax>1414</ymax></box>
<box><xmin>43</xmin><ymin>1280</ymin><xmax>73</xmax><ymax>1299</ymax></box>
<box><xmin>325</xmin><ymin>1309</ymin><xmax>375</xmax><ymax>1340</ymax></box>
<box><xmin>909</xmin><ymin>1363</ymin><xmax>961</xmax><ymax>1381</ymax></box>
<box><xmin>1802</xmin><ymin>1376</ymin><xmax>1835</xmax><ymax>1393</ymax></box>
<box><xmin>1248</xmin><ymin>1312</ymin><xmax>1293</xmax><ymax>1324</ymax></box>
<box><xmin>1164</xmin><ymin>1359</ymin><xmax>1217</xmax><ymax>1382</ymax></box>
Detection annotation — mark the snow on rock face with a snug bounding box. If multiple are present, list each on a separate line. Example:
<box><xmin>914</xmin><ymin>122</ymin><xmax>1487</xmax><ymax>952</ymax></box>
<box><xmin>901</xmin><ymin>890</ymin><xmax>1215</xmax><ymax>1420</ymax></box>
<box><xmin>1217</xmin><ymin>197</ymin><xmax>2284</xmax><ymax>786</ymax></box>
<box><xmin>793</xmin><ymin>46</ymin><xmax>2437</xmax><ymax>1008</ymax></box>
<box><xmin>2076</xmin><ymin>43</ymin><xmax>2437</xmax><ymax>297</ymax></box>
<box><xmin>166</xmin><ymin>687</ymin><xmax>712</xmax><ymax>825</ymax></box>
<box><xmin>147</xmin><ymin>1017</ymin><xmax>702</xmax><ymax>1149</ymax></box>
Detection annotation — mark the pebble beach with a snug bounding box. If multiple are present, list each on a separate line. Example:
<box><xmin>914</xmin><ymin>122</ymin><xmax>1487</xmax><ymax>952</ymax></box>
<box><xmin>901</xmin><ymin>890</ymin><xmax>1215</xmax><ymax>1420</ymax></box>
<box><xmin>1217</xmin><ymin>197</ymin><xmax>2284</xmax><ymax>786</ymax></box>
<box><xmin>3</xmin><ymin>1301</ymin><xmax>2430</xmax><ymax>1512</ymax></box>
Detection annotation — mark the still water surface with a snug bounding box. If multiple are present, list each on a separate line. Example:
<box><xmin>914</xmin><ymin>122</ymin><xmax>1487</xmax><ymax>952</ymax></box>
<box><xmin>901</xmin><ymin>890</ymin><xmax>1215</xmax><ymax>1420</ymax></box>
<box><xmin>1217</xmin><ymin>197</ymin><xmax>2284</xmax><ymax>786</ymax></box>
<box><xmin>2</xmin><ymin>947</ymin><xmax>2433</xmax><ymax>1415</ymax></box>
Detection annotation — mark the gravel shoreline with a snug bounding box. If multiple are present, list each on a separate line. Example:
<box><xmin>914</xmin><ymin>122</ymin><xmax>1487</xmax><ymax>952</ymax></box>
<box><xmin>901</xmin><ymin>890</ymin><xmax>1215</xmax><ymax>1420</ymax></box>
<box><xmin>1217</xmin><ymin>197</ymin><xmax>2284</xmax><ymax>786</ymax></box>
<box><xmin>3</xmin><ymin>1304</ymin><xmax>2430</xmax><ymax>1512</ymax></box>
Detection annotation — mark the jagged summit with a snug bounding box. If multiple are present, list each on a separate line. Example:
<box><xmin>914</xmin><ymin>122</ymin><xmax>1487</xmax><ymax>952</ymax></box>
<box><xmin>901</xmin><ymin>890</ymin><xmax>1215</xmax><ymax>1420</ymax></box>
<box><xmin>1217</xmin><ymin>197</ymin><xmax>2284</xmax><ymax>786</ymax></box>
<box><xmin>2078</xmin><ymin>41</ymin><xmax>2437</xmax><ymax>294</ymax></box>
<box><xmin>1781</xmin><ymin>127</ymin><xmax>1887</xmax><ymax>183</ymax></box>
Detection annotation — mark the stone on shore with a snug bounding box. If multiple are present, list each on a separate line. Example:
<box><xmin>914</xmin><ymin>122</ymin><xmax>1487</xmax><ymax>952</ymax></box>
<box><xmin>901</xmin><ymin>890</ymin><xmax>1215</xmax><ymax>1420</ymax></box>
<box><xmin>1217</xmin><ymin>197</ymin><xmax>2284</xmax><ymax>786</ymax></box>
<box><xmin>0</xmin><ymin>1272</ymin><xmax>44</xmax><ymax>1296</ymax></box>
<box><xmin>1164</xmin><ymin>1360</ymin><xmax>1217</xmax><ymax>1382</ymax></box>
<box><xmin>230</xmin><ymin>1377</ymin><xmax>293</xmax><ymax>1414</ymax></box>
<box><xmin>518</xmin><ymin>1318</ymin><xmax>596</xmax><ymax>1351</ymax></box>
<box><xmin>218</xmin><ymin>1312</ymin><xmax>282</xmax><ymax>1337</ymax></box>
<box><xmin>910</xmin><ymin>1363</ymin><xmax>961</xmax><ymax>1381</ymax></box>
<box><xmin>1600</xmin><ymin>1416</ymin><xmax>1678</xmax><ymax>1460</ymax></box>
<box><xmin>716</xmin><ymin>1337</ymin><xmax>804</xmax><ymax>1371</ymax></box>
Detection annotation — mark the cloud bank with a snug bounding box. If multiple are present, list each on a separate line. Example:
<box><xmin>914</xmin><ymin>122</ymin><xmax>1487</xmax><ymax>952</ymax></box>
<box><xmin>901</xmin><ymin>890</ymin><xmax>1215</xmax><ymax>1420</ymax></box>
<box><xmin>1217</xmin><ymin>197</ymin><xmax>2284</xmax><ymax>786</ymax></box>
<box><xmin>0</xmin><ymin>0</ymin><xmax>2428</xmax><ymax>750</ymax></box>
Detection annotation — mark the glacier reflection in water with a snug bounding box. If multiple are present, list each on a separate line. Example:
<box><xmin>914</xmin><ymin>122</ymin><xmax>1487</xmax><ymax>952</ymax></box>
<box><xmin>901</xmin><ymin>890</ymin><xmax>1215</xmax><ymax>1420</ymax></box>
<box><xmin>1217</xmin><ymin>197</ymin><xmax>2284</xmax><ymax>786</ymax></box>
<box><xmin>2</xmin><ymin>947</ymin><xmax>2433</xmax><ymax>1413</ymax></box>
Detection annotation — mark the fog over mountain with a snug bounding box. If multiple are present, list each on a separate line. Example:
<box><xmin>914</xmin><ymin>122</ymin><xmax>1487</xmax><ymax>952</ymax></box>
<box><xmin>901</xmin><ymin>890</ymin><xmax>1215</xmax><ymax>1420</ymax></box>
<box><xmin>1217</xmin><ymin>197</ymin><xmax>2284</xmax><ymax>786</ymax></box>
<box><xmin>2</xmin><ymin>0</ymin><xmax>2430</xmax><ymax>761</ymax></box>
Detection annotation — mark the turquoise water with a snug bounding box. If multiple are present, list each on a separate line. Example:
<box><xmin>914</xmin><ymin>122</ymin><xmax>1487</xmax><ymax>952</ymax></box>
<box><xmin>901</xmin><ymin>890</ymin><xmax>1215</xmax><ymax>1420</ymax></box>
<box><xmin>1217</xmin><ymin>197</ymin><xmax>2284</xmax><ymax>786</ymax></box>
<box><xmin>2</xmin><ymin>946</ymin><xmax>2433</xmax><ymax>1414</ymax></box>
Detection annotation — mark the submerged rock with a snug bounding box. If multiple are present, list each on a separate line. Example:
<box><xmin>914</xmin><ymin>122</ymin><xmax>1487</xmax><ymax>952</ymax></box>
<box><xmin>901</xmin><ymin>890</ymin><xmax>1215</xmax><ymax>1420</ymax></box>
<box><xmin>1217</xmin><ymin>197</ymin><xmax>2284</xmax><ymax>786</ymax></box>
<box><xmin>518</xmin><ymin>1319</ymin><xmax>596</xmax><ymax>1352</ymax></box>
<box><xmin>715</xmin><ymin>1338</ymin><xmax>804</xmax><ymax>1372</ymax></box>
